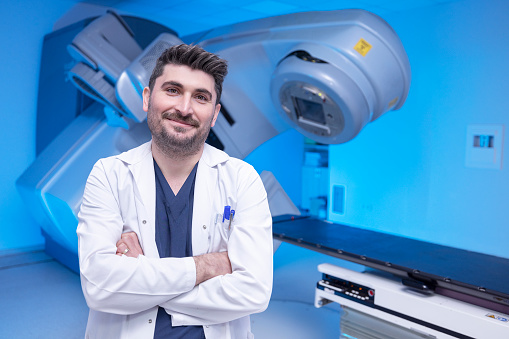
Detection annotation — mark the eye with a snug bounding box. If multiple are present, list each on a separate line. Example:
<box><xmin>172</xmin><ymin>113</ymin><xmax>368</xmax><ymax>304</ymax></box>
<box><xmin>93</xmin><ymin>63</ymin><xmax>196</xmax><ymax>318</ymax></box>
<box><xmin>166</xmin><ymin>87</ymin><xmax>179</xmax><ymax>95</ymax></box>
<box><xmin>195</xmin><ymin>94</ymin><xmax>209</xmax><ymax>102</ymax></box>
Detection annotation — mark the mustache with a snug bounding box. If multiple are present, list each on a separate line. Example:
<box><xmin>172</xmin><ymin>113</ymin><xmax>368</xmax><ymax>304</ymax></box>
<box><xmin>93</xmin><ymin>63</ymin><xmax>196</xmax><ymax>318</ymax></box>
<box><xmin>162</xmin><ymin>111</ymin><xmax>200</xmax><ymax>127</ymax></box>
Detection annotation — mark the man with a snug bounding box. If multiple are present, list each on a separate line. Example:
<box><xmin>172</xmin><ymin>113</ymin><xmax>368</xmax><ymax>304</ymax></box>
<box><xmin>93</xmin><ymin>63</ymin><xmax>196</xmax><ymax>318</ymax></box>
<box><xmin>77</xmin><ymin>44</ymin><xmax>273</xmax><ymax>339</ymax></box>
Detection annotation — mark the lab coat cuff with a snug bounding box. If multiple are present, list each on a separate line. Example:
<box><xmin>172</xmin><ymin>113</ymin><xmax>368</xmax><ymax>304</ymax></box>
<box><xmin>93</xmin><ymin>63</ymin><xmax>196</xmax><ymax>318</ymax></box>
<box><xmin>184</xmin><ymin>256</ymin><xmax>197</xmax><ymax>288</ymax></box>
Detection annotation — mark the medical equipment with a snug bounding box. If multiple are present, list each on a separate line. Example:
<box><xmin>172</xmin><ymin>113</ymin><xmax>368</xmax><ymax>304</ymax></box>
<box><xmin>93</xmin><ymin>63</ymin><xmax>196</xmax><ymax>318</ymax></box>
<box><xmin>67</xmin><ymin>11</ymin><xmax>144</xmax><ymax>121</ymax></box>
<box><xmin>269</xmin><ymin>12</ymin><xmax>410</xmax><ymax>144</ymax></box>
<box><xmin>315</xmin><ymin>263</ymin><xmax>509</xmax><ymax>339</ymax></box>
<box><xmin>272</xmin><ymin>216</ymin><xmax>509</xmax><ymax>337</ymax></box>
<box><xmin>17</xmin><ymin>9</ymin><xmax>410</xmax><ymax>270</ymax></box>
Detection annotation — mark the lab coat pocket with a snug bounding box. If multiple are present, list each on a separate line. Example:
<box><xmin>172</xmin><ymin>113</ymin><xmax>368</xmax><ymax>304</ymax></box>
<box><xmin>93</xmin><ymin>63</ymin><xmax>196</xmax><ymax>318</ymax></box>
<box><xmin>208</xmin><ymin>213</ymin><xmax>231</xmax><ymax>253</ymax></box>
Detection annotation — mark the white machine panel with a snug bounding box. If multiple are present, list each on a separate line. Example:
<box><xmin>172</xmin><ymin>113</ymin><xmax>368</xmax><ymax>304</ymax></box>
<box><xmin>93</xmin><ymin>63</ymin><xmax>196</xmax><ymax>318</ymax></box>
<box><xmin>315</xmin><ymin>263</ymin><xmax>509</xmax><ymax>339</ymax></box>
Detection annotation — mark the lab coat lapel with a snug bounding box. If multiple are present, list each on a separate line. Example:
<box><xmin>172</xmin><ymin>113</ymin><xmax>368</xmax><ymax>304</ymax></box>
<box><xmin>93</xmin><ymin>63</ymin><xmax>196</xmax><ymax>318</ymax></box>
<box><xmin>192</xmin><ymin>158</ymin><xmax>217</xmax><ymax>255</ymax></box>
<box><xmin>122</xmin><ymin>142</ymin><xmax>158</xmax><ymax>258</ymax></box>
<box><xmin>192</xmin><ymin>145</ymin><xmax>229</xmax><ymax>256</ymax></box>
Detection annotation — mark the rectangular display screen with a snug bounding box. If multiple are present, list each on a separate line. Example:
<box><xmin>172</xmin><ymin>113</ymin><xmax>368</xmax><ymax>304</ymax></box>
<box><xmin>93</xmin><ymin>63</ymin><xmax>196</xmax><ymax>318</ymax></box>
<box><xmin>293</xmin><ymin>97</ymin><xmax>326</xmax><ymax>125</ymax></box>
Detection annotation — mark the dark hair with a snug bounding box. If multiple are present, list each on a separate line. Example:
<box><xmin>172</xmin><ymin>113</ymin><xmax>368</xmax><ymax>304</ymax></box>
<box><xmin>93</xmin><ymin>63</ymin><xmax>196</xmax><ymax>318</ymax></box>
<box><xmin>148</xmin><ymin>44</ymin><xmax>228</xmax><ymax>104</ymax></box>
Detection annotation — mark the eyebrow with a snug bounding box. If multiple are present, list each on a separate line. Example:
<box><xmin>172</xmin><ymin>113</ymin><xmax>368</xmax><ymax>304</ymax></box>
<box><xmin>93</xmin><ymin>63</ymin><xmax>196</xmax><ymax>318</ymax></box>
<box><xmin>160</xmin><ymin>81</ymin><xmax>183</xmax><ymax>89</ymax></box>
<box><xmin>160</xmin><ymin>81</ymin><xmax>213</xmax><ymax>100</ymax></box>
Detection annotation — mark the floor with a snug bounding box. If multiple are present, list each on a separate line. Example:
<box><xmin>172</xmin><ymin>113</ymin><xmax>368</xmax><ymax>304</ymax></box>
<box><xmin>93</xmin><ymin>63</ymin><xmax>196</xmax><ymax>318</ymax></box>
<box><xmin>0</xmin><ymin>243</ymin><xmax>351</xmax><ymax>338</ymax></box>
<box><xmin>0</xmin><ymin>247</ymin><xmax>88</xmax><ymax>338</ymax></box>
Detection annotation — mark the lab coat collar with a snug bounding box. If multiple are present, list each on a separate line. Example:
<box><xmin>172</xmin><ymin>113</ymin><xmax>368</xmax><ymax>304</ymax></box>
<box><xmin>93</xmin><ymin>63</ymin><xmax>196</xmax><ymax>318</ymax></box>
<box><xmin>116</xmin><ymin>141</ymin><xmax>152</xmax><ymax>165</ymax></box>
<box><xmin>115</xmin><ymin>141</ymin><xmax>229</xmax><ymax>169</ymax></box>
<box><xmin>201</xmin><ymin>143</ymin><xmax>230</xmax><ymax>168</ymax></box>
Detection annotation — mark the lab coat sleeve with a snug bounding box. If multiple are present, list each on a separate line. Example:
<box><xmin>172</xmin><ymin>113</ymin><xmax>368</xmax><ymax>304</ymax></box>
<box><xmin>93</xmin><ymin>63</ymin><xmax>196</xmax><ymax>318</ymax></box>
<box><xmin>160</xmin><ymin>164</ymin><xmax>273</xmax><ymax>325</ymax></box>
<box><xmin>77</xmin><ymin>159</ymin><xmax>196</xmax><ymax>315</ymax></box>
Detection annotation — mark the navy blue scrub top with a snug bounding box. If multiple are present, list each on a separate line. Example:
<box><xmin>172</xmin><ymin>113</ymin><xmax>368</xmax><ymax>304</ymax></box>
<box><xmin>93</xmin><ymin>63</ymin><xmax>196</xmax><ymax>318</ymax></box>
<box><xmin>153</xmin><ymin>159</ymin><xmax>205</xmax><ymax>339</ymax></box>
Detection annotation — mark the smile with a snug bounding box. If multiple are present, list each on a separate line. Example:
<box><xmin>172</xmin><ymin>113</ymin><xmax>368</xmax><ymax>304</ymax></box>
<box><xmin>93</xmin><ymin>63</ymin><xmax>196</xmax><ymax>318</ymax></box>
<box><xmin>162</xmin><ymin>112</ymin><xmax>199</xmax><ymax>128</ymax></box>
<box><xmin>168</xmin><ymin>118</ymin><xmax>195</xmax><ymax>127</ymax></box>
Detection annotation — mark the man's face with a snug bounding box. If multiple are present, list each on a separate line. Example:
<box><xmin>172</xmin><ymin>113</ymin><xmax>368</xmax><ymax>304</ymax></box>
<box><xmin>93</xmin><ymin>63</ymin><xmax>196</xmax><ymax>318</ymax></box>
<box><xmin>143</xmin><ymin>64</ymin><xmax>220</xmax><ymax>158</ymax></box>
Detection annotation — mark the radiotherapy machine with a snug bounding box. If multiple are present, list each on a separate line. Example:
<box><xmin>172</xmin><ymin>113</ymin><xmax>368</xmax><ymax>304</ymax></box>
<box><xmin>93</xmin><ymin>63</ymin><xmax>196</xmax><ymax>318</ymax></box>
<box><xmin>17</xmin><ymin>8</ymin><xmax>410</xmax><ymax>265</ymax></box>
<box><xmin>17</xmin><ymin>7</ymin><xmax>509</xmax><ymax>338</ymax></box>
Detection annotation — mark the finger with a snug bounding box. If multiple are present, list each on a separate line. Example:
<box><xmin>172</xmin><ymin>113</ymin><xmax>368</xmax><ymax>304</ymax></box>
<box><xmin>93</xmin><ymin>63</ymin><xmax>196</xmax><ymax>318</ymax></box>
<box><xmin>119</xmin><ymin>239</ymin><xmax>143</xmax><ymax>257</ymax></box>
<box><xmin>116</xmin><ymin>237</ymin><xmax>127</xmax><ymax>247</ymax></box>
<box><xmin>121</xmin><ymin>232</ymin><xmax>144</xmax><ymax>256</ymax></box>
<box><xmin>121</xmin><ymin>232</ymin><xmax>138</xmax><ymax>240</ymax></box>
<box><xmin>121</xmin><ymin>238</ymin><xmax>138</xmax><ymax>254</ymax></box>
<box><xmin>117</xmin><ymin>242</ymin><xmax>129</xmax><ymax>255</ymax></box>
<box><xmin>120</xmin><ymin>233</ymin><xmax>138</xmax><ymax>248</ymax></box>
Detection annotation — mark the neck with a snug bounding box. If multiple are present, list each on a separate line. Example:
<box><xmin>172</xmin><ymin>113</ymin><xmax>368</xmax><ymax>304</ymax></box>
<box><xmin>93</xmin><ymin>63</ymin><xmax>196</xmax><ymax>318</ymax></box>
<box><xmin>151</xmin><ymin>141</ymin><xmax>203</xmax><ymax>194</ymax></box>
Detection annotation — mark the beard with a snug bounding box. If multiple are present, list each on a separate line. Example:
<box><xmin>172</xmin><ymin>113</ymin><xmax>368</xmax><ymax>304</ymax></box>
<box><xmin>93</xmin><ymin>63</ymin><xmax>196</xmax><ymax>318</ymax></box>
<box><xmin>147</xmin><ymin>103</ymin><xmax>213</xmax><ymax>159</ymax></box>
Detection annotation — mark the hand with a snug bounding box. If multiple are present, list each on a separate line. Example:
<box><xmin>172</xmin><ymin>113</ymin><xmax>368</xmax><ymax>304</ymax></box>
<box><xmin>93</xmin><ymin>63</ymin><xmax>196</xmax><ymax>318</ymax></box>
<box><xmin>116</xmin><ymin>232</ymin><xmax>144</xmax><ymax>258</ymax></box>
<box><xmin>194</xmin><ymin>252</ymin><xmax>232</xmax><ymax>285</ymax></box>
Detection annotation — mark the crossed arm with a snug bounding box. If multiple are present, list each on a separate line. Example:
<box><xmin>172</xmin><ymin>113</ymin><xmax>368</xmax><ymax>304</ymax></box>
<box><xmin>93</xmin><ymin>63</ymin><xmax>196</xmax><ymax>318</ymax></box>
<box><xmin>116</xmin><ymin>232</ymin><xmax>232</xmax><ymax>286</ymax></box>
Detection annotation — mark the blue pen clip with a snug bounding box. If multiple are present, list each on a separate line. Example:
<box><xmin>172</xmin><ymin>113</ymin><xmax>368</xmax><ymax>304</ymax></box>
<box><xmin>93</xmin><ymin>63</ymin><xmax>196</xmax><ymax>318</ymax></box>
<box><xmin>223</xmin><ymin>206</ymin><xmax>231</xmax><ymax>222</ymax></box>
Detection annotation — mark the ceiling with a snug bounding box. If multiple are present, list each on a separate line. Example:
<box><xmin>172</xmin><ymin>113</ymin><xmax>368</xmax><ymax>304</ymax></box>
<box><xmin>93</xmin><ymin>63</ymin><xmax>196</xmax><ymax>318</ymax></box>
<box><xmin>62</xmin><ymin>0</ymin><xmax>463</xmax><ymax>36</ymax></box>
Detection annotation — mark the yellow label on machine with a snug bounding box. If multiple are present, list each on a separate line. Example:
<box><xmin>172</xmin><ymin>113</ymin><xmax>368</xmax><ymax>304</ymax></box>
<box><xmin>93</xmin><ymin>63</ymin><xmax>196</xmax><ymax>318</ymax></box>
<box><xmin>354</xmin><ymin>38</ymin><xmax>372</xmax><ymax>56</ymax></box>
<box><xmin>388</xmin><ymin>97</ymin><xmax>398</xmax><ymax>109</ymax></box>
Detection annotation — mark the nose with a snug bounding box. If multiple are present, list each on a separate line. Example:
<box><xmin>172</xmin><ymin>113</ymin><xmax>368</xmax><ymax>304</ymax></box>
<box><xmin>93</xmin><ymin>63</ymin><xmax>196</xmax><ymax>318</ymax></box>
<box><xmin>174</xmin><ymin>93</ymin><xmax>193</xmax><ymax>115</ymax></box>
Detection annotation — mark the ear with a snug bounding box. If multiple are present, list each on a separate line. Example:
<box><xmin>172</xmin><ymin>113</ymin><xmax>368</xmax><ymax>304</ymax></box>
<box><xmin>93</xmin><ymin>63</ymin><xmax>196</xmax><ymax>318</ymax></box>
<box><xmin>142</xmin><ymin>87</ymin><xmax>151</xmax><ymax>112</ymax></box>
<box><xmin>211</xmin><ymin>103</ymin><xmax>221</xmax><ymax>128</ymax></box>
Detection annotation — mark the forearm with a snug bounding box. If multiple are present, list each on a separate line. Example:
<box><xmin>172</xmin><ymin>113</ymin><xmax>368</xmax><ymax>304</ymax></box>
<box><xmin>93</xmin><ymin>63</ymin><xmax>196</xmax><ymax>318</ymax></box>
<box><xmin>193</xmin><ymin>251</ymin><xmax>232</xmax><ymax>286</ymax></box>
<box><xmin>163</xmin><ymin>269</ymin><xmax>272</xmax><ymax>326</ymax></box>
<box><xmin>80</xmin><ymin>250</ymin><xmax>196</xmax><ymax>314</ymax></box>
<box><xmin>78</xmin><ymin>160</ymin><xmax>197</xmax><ymax>314</ymax></box>
<box><xmin>160</xmin><ymin>215</ymin><xmax>273</xmax><ymax>325</ymax></box>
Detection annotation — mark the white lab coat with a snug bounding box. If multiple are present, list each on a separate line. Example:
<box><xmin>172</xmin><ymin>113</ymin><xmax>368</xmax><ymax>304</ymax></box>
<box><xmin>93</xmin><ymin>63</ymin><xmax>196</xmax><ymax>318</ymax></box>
<box><xmin>77</xmin><ymin>141</ymin><xmax>273</xmax><ymax>339</ymax></box>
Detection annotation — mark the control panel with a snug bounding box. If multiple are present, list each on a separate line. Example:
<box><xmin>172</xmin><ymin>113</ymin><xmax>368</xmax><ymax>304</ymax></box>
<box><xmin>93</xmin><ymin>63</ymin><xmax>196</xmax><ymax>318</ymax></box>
<box><xmin>317</xmin><ymin>272</ymin><xmax>375</xmax><ymax>305</ymax></box>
